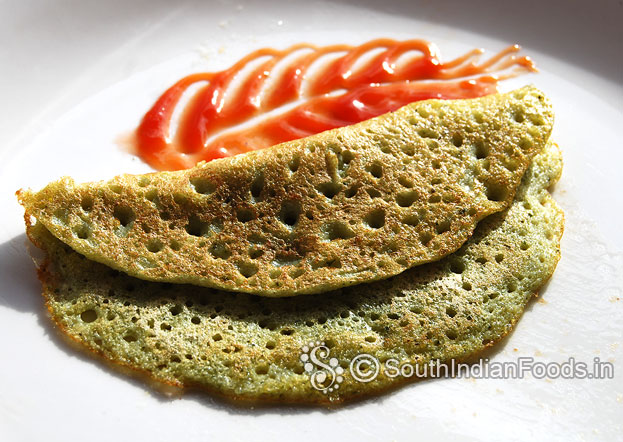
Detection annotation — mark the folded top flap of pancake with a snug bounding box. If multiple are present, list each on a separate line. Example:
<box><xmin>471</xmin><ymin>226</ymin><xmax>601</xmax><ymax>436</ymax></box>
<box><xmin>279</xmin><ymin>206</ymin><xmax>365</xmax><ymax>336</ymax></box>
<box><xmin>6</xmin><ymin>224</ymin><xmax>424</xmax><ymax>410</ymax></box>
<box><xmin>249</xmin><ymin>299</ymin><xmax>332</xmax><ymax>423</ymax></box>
<box><xmin>19</xmin><ymin>86</ymin><xmax>553</xmax><ymax>296</ymax></box>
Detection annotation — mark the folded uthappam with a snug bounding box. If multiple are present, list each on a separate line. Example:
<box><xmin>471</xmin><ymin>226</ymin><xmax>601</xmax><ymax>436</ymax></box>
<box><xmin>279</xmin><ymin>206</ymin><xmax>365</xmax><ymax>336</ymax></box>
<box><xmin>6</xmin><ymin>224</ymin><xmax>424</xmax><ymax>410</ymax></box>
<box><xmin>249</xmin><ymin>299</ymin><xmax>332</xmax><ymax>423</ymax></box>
<box><xmin>23</xmin><ymin>140</ymin><xmax>563</xmax><ymax>404</ymax></box>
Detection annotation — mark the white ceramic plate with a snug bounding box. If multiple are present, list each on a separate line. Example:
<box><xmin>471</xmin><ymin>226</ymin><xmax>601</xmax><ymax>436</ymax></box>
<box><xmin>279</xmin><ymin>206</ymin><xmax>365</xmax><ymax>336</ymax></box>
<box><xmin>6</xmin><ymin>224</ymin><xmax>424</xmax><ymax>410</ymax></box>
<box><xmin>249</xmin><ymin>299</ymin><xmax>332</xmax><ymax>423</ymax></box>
<box><xmin>1</xmin><ymin>1</ymin><xmax>621</xmax><ymax>441</ymax></box>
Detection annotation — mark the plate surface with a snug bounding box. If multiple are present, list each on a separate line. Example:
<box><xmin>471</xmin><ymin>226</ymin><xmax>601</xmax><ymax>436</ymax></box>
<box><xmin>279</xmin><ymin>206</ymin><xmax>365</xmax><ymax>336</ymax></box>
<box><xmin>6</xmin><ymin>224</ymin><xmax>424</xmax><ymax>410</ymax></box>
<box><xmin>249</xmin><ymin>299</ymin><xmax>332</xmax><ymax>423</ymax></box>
<box><xmin>0</xmin><ymin>1</ymin><xmax>621</xmax><ymax>441</ymax></box>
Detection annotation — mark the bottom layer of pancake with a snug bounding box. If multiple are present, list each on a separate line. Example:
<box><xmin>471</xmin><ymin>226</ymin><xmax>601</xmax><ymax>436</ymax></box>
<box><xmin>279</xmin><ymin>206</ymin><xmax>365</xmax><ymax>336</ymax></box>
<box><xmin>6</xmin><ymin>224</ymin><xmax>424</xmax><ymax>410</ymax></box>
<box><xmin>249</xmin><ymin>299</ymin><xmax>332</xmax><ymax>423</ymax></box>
<box><xmin>26</xmin><ymin>143</ymin><xmax>564</xmax><ymax>405</ymax></box>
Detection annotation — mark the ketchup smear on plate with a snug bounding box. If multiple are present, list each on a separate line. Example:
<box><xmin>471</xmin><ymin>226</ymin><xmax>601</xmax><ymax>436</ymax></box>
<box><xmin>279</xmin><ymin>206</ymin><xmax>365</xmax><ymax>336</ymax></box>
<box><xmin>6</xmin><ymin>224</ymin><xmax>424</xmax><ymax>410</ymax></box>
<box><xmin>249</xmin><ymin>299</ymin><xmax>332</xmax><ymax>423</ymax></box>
<box><xmin>133</xmin><ymin>38</ymin><xmax>535</xmax><ymax>171</ymax></box>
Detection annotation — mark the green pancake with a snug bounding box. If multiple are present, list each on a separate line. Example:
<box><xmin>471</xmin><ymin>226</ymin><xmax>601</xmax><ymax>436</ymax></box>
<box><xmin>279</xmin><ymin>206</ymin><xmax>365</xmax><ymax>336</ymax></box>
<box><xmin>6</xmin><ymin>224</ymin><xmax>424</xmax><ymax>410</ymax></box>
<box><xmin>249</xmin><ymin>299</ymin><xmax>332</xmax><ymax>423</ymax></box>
<box><xmin>25</xmin><ymin>142</ymin><xmax>563</xmax><ymax>405</ymax></box>
<box><xmin>19</xmin><ymin>87</ymin><xmax>553</xmax><ymax>296</ymax></box>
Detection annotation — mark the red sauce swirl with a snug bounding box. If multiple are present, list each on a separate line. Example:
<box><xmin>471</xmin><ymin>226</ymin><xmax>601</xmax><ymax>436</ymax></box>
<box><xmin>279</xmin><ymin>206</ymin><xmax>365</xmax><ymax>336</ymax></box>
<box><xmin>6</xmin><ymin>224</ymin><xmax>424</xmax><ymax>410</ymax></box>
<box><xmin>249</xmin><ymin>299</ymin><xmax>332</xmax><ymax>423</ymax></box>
<box><xmin>134</xmin><ymin>39</ymin><xmax>535</xmax><ymax>170</ymax></box>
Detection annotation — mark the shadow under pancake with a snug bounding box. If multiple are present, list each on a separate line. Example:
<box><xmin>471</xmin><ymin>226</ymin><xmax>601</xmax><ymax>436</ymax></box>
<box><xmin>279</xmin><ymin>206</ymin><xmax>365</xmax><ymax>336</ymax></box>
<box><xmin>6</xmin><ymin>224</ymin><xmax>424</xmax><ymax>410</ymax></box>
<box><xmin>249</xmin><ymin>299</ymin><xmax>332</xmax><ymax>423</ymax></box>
<box><xmin>0</xmin><ymin>233</ymin><xmax>44</xmax><ymax>313</ymax></box>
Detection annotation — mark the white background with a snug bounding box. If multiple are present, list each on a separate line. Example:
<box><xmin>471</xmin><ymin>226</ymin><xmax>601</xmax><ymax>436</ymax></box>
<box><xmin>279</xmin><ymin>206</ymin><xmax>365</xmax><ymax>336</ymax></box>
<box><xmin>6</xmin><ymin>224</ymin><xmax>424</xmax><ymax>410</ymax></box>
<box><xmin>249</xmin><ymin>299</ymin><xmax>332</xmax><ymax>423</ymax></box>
<box><xmin>0</xmin><ymin>1</ymin><xmax>621</xmax><ymax>441</ymax></box>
